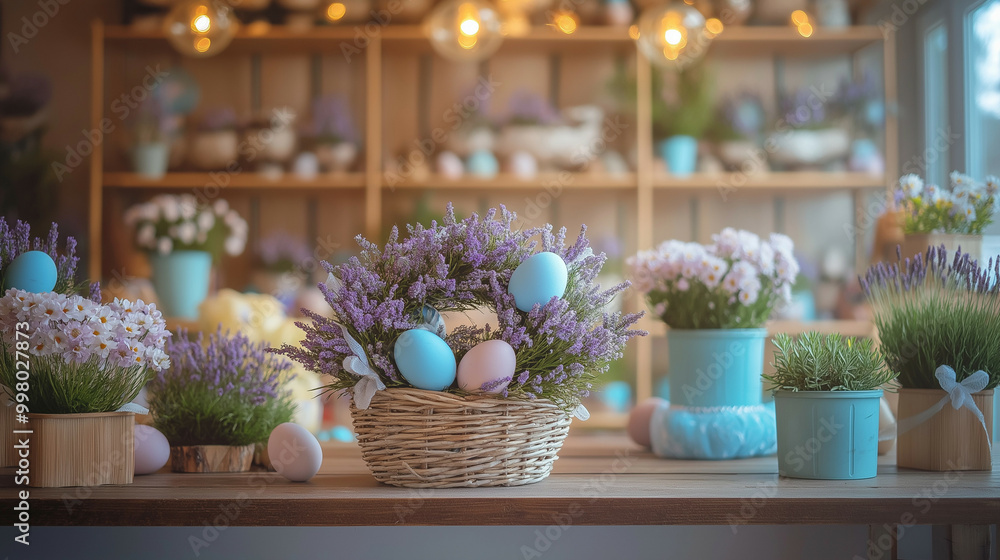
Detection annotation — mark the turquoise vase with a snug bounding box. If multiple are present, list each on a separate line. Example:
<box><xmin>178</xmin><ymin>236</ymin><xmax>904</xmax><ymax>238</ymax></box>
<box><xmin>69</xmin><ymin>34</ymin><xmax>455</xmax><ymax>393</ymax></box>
<box><xmin>658</xmin><ymin>135</ymin><xmax>698</xmax><ymax>177</ymax></box>
<box><xmin>667</xmin><ymin>328</ymin><xmax>767</xmax><ymax>408</ymax></box>
<box><xmin>148</xmin><ymin>250</ymin><xmax>212</xmax><ymax>319</ymax></box>
<box><xmin>131</xmin><ymin>142</ymin><xmax>170</xmax><ymax>179</ymax></box>
<box><xmin>774</xmin><ymin>390</ymin><xmax>883</xmax><ymax>480</ymax></box>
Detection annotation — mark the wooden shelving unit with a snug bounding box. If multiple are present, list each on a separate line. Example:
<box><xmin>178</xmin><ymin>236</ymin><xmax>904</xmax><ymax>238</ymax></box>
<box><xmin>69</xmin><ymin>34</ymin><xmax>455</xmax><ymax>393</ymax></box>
<box><xmin>91</xmin><ymin>20</ymin><xmax>894</xmax><ymax>429</ymax></box>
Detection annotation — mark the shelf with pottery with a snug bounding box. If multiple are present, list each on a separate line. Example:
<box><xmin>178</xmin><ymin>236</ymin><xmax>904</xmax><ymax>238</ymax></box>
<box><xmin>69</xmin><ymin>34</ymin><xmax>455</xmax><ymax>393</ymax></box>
<box><xmin>652</xmin><ymin>171</ymin><xmax>885</xmax><ymax>191</ymax></box>
<box><xmin>382</xmin><ymin>172</ymin><xmax>637</xmax><ymax>191</ymax></box>
<box><xmin>102</xmin><ymin>171</ymin><xmax>366</xmax><ymax>190</ymax></box>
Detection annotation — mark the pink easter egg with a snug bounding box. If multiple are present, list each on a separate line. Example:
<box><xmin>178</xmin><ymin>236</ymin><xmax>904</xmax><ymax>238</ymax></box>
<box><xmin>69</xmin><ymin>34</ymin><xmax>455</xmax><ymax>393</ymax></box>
<box><xmin>457</xmin><ymin>339</ymin><xmax>516</xmax><ymax>394</ymax></box>
<box><xmin>134</xmin><ymin>424</ymin><xmax>170</xmax><ymax>475</ymax></box>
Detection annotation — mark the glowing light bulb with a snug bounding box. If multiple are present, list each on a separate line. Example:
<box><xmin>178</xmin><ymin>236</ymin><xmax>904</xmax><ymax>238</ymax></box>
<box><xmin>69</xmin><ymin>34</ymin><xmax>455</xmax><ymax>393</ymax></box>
<box><xmin>635</xmin><ymin>2</ymin><xmax>709</xmax><ymax>69</ymax></box>
<box><xmin>460</xmin><ymin>18</ymin><xmax>480</xmax><ymax>35</ymax></box>
<box><xmin>628</xmin><ymin>24</ymin><xmax>640</xmax><ymax>40</ymax></box>
<box><xmin>550</xmin><ymin>11</ymin><xmax>578</xmax><ymax>35</ymax></box>
<box><xmin>423</xmin><ymin>0</ymin><xmax>503</xmax><ymax>61</ymax></box>
<box><xmin>797</xmin><ymin>22</ymin><xmax>813</xmax><ymax>37</ymax></box>
<box><xmin>326</xmin><ymin>2</ymin><xmax>347</xmax><ymax>21</ymax></box>
<box><xmin>791</xmin><ymin>10</ymin><xmax>809</xmax><ymax>26</ymax></box>
<box><xmin>165</xmin><ymin>0</ymin><xmax>238</xmax><ymax>58</ymax></box>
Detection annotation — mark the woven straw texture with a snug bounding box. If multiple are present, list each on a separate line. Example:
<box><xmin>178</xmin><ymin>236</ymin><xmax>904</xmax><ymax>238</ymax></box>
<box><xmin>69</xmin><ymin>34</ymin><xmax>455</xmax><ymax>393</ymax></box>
<box><xmin>350</xmin><ymin>388</ymin><xmax>572</xmax><ymax>488</ymax></box>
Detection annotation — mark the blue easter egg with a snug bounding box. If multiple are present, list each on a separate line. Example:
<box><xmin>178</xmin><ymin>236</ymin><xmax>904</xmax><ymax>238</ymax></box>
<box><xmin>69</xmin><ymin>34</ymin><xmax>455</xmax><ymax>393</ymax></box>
<box><xmin>466</xmin><ymin>150</ymin><xmax>499</xmax><ymax>179</ymax></box>
<box><xmin>4</xmin><ymin>251</ymin><xmax>57</xmax><ymax>293</ymax></box>
<box><xmin>508</xmin><ymin>252</ymin><xmax>568</xmax><ymax>312</ymax></box>
<box><xmin>394</xmin><ymin>329</ymin><xmax>457</xmax><ymax>391</ymax></box>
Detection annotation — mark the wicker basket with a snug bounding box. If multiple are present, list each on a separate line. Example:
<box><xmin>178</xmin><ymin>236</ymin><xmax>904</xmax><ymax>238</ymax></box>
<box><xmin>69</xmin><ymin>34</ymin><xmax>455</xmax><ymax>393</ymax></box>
<box><xmin>350</xmin><ymin>388</ymin><xmax>572</xmax><ymax>488</ymax></box>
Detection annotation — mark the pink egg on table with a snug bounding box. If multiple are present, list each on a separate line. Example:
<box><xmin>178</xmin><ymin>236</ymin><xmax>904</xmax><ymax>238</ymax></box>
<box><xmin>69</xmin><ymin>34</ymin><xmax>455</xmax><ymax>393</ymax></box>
<box><xmin>628</xmin><ymin>397</ymin><xmax>667</xmax><ymax>448</ymax></box>
<box><xmin>134</xmin><ymin>424</ymin><xmax>170</xmax><ymax>475</ymax></box>
<box><xmin>457</xmin><ymin>339</ymin><xmax>517</xmax><ymax>394</ymax></box>
<box><xmin>268</xmin><ymin>422</ymin><xmax>323</xmax><ymax>482</ymax></box>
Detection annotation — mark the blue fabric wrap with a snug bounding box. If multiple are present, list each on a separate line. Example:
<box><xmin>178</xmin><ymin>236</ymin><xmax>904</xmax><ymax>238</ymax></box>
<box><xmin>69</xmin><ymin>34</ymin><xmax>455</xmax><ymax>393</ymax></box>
<box><xmin>649</xmin><ymin>400</ymin><xmax>777</xmax><ymax>460</ymax></box>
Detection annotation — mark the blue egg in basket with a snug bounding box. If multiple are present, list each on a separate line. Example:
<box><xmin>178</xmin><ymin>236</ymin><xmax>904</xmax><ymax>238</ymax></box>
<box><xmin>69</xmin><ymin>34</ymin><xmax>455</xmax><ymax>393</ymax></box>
<box><xmin>393</xmin><ymin>329</ymin><xmax>457</xmax><ymax>391</ymax></box>
<box><xmin>508</xmin><ymin>251</ymin><xmax>568</xmax><ymax>312</ymax></box>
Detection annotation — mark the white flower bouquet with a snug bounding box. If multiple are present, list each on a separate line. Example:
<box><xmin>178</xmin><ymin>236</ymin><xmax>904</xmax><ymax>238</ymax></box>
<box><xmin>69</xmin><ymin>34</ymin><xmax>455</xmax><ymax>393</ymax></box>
<box><xmin>896</xmin><ymin>172</ymin><xmax>999</xmax><ymax>235</ymax></box>
<box><xmin>627</xmin><ymin>228</ymin><xmax>799</xmax><ymax>329</ymax></box>
<box><xmin>0</xmin><ymin>290</ymin><xmax>171</xmax><ymax>413</ymax></box>
<box><xmin>124</xmin><ymin>194</ymin><xmax>248</xmax><ymax>259</ymax></box>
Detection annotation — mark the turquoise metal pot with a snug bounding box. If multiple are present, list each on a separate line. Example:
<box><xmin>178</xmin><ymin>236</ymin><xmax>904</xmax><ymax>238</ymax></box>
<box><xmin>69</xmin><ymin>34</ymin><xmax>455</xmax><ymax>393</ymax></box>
<box><xmin>148</xmin><ymin>250</ymin><xmax>212</xmax><ymax>319</ymax></box>
<box><xmin>667</xmin><ymin>328</ymin><xmax>767</xmax><ymax>408</ymax></box>
<box><xmin>658</xmin><ymin>135</ymin><xmax>698</xmax><ymax>177</ymax></box>
<box><xmin>774</xmin><ymin>389</ymin><xmax>883</xmax><ymax>480</ymax></box>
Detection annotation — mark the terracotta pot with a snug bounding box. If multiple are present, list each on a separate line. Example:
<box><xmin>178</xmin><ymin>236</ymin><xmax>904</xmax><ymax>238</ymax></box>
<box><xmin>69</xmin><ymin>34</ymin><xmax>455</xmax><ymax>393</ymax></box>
<box><xmin>896</xmin><ymin>388</ymin><xmax>993</xmax><ymax>471</ymax></box>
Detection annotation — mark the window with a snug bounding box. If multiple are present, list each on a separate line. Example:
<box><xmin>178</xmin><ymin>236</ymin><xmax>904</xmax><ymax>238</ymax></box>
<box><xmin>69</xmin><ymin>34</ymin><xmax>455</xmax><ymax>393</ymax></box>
<box><xmin>966</xmin><ymin>0</ymin><xmax>1000</xmax><ymax>179</ymax></box>
<box><xmin>923</xmin><ymin>21</ymin><xmax>949</xmax><ymax>188</ymax></box>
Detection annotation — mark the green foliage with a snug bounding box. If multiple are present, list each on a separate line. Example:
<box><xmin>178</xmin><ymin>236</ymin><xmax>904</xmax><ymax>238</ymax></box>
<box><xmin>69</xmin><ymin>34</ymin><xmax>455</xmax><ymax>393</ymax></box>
<box><xmin>870</xmin><ymin>287</ymin><xmax>1000</xmax><ymax>390</ymax></box>
<box><xmin>0</xmin><ymin>345</ymin><xmax>150</xmax><ymax>414</ymax></box>
<box><xmin>646</xmin><ymin>277</ymin><xmax>779</xmax><ymax>329</ymax></box>
<box><xmin>765</xmin><ymin>332</ymin><xmax>896</xmax><ymax>392</ymax></box>
<box><xmin>150</xmin><ymin>383</ymin><xmax>295</xmax><ymax>447</ymax></box>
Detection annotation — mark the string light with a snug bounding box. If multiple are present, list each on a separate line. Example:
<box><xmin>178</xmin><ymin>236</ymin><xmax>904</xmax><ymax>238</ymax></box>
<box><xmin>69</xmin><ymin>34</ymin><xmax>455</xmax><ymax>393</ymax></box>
<box><xmin>325</xmin><ymin>2</ymin><xmax>347</xmax><ymax>22</ymax></box>
<box><xmin>635</xmin><ymin>2</ymin><xmax>710</xmax><ymax>69</ymax></box>
<box><xmin>424</xmin><ymin>0</ymin><xmax>503</xmax><ymax>61</ymax></box>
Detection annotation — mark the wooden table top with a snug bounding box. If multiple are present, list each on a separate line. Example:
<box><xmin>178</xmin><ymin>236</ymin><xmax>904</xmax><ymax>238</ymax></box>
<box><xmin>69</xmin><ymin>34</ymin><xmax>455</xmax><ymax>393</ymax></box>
<box><xmin>2</xmin><ymin>434</ymin><xmax>997</xmax><ymax>527</ymax></box>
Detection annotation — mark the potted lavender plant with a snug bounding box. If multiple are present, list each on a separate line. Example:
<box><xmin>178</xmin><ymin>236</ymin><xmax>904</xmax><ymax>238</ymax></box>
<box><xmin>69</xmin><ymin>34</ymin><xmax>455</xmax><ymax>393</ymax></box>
<box><xmin>149</xmin><ymin>328</ymin><xmax>295</xmax><ymax>473</ymax></box>
<box><xmin>0</xmin><ymin>289</ymin><xmax>171</xmax><ymax>487</ymax></box>
<box><xmin>305</xmin><ymin>95</ymin><xmax>358</xmax><ymax>173</ymax></box>
<box><xmin>861</xmin><ymin>246</ymin><xmax>998</xmax><ymax>471</ymax></box>
<box><xmin>189</xmin><ymin>107</ymin><xmax>239</xmax><ymax>171</ymax></box>
<box><xmin>894</xmin><ymin>172</ymin><xmax>998</xmax><ymax>264</ymax></box>
<box><xmin>627</xmin><ymin>228</ymin><xmax>799</xmax><ymax>459</ymax></box>
<box><xmin>124</xmin><ymin>195</ymin><xmax>248</xmax><ymax>319</ymax></box>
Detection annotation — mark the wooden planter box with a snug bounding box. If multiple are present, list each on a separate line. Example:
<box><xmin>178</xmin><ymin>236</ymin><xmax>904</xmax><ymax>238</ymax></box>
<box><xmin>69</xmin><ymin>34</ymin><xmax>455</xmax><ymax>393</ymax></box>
<box><xmin>28</xmin><ymin>412</ymin><xmax>135</xmax><ymax>487</ymax></box>
<box><xmin>897</xmin><ymin>388</ymin><xmax>994</xmax><ymax>471</ymax></box>
<box><xmin>1</xmin><ymin>400</ymin><xmax>15</xmax><ymax>467</ymax></box>
<box><xmin>900</xmin><ymin>233</ymin><xmax>982</xmax><ymax>263</ymax></box>
<box><xmin>170</xmin><ymin>444</ymin><xmax>253</xmax><ymax>473</ymax></box>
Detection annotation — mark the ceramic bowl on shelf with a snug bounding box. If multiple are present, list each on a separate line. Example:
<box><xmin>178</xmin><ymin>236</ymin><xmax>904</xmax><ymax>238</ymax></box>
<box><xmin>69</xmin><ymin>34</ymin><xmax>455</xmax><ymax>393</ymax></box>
<box><xmin>188</xmin><ymin>130</ymin><xmax>240</xmax><ymax>171</ymax></box>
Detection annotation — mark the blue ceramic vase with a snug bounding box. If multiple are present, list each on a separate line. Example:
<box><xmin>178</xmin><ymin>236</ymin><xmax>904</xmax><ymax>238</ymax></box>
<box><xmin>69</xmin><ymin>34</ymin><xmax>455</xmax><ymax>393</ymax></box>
<box><xmin>667</xmin><ymin>328</ymin><xmax>767</xmax><ymax>408</ymax></box>
<box><xmin>148</xmin><ymin>250</ymin><xmax>212</xmax><ymax>319</ymax></box>
<box><xmin>658</xmin><ymin>135</ymin><xmax>698</xmax><ymax>177</ymax></box>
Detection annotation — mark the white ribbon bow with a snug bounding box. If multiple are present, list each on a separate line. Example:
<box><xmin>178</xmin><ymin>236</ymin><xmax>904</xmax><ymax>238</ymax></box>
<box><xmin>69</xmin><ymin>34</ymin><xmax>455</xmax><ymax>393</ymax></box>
<box><xmin>572</xmin><ymin>403</ymin><xmax>590</xmax><ymax>421</ymax></box>
<box><xmin>339</xmin><ymin>323</ymin><xmax>386</xmax><ymax>410</ymax></box>
<box><xmin>895</xmin><ymin>365</ymin><xmax>992</xmax><ymax>452</ymax></box>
